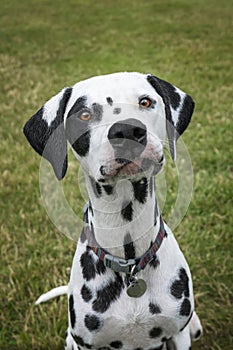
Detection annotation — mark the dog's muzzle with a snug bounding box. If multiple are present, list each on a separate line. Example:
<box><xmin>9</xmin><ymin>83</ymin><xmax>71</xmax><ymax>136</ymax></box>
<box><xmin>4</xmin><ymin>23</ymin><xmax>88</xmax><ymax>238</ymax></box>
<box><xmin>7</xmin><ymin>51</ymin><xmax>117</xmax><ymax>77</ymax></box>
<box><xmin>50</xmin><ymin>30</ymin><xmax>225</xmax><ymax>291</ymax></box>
<box><xmin>108</xmin><ymin>118</ymin><xmax>147</xmax><ymax>163</ymax></box>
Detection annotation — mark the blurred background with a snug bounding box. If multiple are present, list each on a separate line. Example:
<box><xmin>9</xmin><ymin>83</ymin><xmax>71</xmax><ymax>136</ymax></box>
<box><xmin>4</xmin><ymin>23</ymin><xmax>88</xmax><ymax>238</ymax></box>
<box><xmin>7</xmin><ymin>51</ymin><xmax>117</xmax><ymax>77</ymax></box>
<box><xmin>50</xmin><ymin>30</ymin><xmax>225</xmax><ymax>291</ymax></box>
<box><xmin>0</xmin><ymin>0</ymin><xmax>232</xmax><ymax>349</ymax></box>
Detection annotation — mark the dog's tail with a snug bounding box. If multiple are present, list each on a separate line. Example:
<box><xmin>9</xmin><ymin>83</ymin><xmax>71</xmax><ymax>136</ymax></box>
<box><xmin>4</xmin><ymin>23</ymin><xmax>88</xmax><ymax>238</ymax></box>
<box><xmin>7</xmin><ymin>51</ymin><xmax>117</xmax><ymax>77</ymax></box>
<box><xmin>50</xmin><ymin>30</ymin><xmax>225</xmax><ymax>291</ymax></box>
<box><xmin>35</xmin><ymin>285</ymin><xmax>68</xmax><ymax>305</ymax></box>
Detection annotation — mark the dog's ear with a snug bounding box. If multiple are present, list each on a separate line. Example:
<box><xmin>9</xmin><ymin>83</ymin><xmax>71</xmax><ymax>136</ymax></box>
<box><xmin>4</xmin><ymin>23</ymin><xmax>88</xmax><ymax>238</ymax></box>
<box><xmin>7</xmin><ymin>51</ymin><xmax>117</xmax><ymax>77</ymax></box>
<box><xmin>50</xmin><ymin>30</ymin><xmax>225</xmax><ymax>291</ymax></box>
<box><xmin>23</xmin><ymin>87</ymin><xmax>72</xmax><ymax>180</ymax></box>
<box><xmin>147</xmin><ymin>75</ymin><xmax>194</xmax><ymax>160</ymax></box>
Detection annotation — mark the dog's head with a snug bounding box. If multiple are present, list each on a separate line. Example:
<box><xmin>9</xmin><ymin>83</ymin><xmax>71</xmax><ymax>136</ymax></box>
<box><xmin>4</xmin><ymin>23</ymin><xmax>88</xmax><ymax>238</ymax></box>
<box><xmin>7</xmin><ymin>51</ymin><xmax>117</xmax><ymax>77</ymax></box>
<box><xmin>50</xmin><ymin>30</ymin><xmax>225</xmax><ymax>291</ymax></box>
<box><xmin>24</xmin><ymin>72</ymin><xmax>194</xmax><ymax>182</ymax></box>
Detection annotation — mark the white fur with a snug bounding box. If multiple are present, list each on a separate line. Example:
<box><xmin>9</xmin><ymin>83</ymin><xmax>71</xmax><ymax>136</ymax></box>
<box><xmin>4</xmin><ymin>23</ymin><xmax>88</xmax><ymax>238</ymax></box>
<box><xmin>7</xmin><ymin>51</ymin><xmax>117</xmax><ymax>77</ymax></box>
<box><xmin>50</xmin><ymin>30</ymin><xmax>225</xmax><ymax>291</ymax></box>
<box><xmin>43</xmin><ymin>88</ymin><xmax>69</xmax><ymax>126</ymax></box>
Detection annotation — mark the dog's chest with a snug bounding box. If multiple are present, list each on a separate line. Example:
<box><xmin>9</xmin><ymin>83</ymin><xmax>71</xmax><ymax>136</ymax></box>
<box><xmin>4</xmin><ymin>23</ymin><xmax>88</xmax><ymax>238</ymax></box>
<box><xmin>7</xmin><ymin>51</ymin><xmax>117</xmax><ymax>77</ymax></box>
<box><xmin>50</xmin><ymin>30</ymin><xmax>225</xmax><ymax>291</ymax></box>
<box><xmin>68</xmin><ymin>235</ymin><xmax>194</xmax><ymax>349</ymax></box>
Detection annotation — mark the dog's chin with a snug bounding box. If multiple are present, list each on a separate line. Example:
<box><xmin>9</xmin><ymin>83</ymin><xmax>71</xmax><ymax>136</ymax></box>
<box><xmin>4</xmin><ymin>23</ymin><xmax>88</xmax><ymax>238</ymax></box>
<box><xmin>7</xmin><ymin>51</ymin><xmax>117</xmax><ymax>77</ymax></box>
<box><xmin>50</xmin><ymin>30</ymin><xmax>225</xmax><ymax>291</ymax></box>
<box><xmin>98</xmin><ymin>156</ymin><xmax>164</xmax><ymax>182</ymax></box>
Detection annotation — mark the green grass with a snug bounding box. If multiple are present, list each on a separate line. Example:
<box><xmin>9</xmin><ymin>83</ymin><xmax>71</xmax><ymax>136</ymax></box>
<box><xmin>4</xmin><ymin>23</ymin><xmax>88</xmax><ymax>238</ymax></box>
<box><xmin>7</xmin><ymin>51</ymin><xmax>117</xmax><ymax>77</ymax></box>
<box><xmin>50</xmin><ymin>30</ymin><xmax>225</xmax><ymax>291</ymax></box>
<box><xmin>0</xmin><ymin>0</ymin><xmax>232</xmax><ymax>349</ymax></box>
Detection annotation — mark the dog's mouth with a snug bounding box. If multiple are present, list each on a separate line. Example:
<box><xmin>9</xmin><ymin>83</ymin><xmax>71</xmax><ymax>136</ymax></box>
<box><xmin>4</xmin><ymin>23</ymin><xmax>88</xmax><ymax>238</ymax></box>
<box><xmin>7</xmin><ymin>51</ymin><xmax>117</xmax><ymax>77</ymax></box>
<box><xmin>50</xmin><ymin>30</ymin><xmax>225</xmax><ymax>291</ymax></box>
<box><xmin>99</xmin><ymin>155</ymin><xmax>164</xmax><ymax>180</ymax></box>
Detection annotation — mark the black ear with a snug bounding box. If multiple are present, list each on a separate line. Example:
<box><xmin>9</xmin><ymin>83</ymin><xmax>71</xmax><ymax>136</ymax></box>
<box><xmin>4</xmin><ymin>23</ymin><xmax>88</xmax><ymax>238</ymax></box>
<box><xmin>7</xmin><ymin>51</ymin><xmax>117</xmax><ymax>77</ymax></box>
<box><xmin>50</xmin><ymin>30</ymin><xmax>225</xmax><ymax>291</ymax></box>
<box><xmin>147</xmin><ymin>75</ymin><xmax>195</xmax><ymax>160</ymax></box>
<box><xmin>23</xmin><ymin>87</ymin><xmax>72</xmax><ymax>180</ymax></box>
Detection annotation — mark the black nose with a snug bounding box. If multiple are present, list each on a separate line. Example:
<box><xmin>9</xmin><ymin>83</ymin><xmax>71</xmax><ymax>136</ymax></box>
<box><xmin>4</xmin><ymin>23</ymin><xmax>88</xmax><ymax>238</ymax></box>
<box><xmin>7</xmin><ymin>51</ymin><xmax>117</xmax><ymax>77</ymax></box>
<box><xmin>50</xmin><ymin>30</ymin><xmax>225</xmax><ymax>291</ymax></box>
<box><xmin>108</xmin><ymin>118</ymin><xmax>147</xmax><ymax>162</ymax></box>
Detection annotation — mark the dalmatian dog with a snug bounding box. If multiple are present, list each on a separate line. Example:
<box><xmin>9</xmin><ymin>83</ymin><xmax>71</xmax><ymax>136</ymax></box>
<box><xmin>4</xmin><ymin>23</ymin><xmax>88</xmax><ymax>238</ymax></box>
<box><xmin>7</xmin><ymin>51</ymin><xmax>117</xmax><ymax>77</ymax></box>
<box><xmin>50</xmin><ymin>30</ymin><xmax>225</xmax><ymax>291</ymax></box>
<box><xmin>24</xmin><ymin>72</ymin><xmax>203</xmax><ymax>350</ymax></box>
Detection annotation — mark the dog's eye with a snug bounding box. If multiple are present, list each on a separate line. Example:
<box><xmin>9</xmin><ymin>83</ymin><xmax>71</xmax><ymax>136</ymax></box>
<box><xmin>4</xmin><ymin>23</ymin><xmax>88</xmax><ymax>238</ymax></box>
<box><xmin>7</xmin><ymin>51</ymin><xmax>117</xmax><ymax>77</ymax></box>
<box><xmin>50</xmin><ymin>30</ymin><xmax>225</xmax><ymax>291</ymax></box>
<box><xmin>79</xmin><ymin>111</ymin><xmax>92</xmax><ymax>121</ymax></box>
<box><xmin>139</xmin><ymin>97</ymin><xmax>152</xmax><ymax>108</ymax></box>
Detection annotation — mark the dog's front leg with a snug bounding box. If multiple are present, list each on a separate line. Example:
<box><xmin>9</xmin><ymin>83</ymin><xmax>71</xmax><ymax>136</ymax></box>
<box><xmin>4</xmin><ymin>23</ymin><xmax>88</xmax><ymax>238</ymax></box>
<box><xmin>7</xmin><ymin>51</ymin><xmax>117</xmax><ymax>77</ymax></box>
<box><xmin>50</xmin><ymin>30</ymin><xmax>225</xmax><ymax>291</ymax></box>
<box><xmin>167</xmin><ymin>326</ymin><xmax>191</xmax><ymax>350</ymax></box>
<box><xmin>65</xmin><ymin>327</ymin><xmax>80</xmax><ymax>350</ymax></box>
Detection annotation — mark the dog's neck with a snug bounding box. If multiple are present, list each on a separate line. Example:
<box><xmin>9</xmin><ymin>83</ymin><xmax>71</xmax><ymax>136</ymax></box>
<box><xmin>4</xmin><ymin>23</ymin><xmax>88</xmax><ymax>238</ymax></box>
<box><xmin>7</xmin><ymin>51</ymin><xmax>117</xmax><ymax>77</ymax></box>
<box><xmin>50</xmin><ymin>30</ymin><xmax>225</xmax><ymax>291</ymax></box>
<box><xmin>84</xmin><ymin>175</ymin><xmax>160</xmax><ymax>259</ymax></box>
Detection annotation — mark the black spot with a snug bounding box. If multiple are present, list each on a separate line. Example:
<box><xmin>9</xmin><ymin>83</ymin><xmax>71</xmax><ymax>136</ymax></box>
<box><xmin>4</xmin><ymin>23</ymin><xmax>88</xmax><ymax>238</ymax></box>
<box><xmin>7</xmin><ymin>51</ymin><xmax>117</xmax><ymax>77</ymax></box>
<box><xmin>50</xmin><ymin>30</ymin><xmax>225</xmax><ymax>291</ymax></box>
<box><xmin>68</xmin><ymin>96</ymin><xmax>87</xmax><ymax>116</ymax></box>
<box><xmin>106</xmin><ymin>97</ymin><xmax>113</xmax><ymax>106</ymax></box>
<box><xmin>91</xmin><ymin>222</ymin><xmax>95</xmax><ymax>237</ymax></box>
<box><xmin>89</xmin><ymin>201</ymin><xmax>94</xmax><ymax>216</ymax></box>
<box><xmin>121</xmin><ymin>201</ymin><xmax>133</xmax><ymax>221</ymax></box>
<box><xmin>149</xmin><ymin>302</ymin><xmax>161</xmax><ymax>314</ymax></box>
<box><xmin>149</xmin><ymin>242</ymin><xmax>160</xmax><ymax>269</ymax></box>
<box><xmin>92</xmin><ymin>273</ymin><xmax>124</xmax><ymax>313</ymax></box>
<box><xmin>194</xmin><ymin>329</ymin><xmax>201</xmax><ymax>339</ymax></box>
<box><xmin>83</xmin><ymin>206</ymin><xmax>89</xmax><ymax>223</ymax></box>
<box><xmin>170</xmin><ymin>268</ymin><xmax>189</xmax><ymax>299</ymax></box>
<box><xmin>132</xmin><ymin>178</ymin><xmax>148</xmax><ymax>204</ymax></box>
<box><xmin>161</xmin><ymin>81</ymin><xmax>181</xmax><ymax>110</ymax></box>
<box><xmin>95</xmin><ymin>182</ymin><xmax>102</xmax><ymax>196</ymax></box>
<box><xmin>154</xmin><ymin>201</ymin><xmax>159</xmax><ymax>226</ymax></box>
<box><xmin>149</xmin><ymin>177</ymin><xmax>154</xmax><ymax>197</ymax></box>
<box><xmin>113</xmin><ymin>107</ymin><xmax>121</xmax><ymax>114</ymax></box>
<box><xmin>71</xmin><ymin>333</ymin><xmax>92</xmax><ymax>349</ymax></box>
<box><xmin>170</xmin><ymin>280</ymin><xmax>183</xmax><ymax>299</ymax></box>
<box><xmin>97</xmin><ymin>348</ymin><xmax>111</xmax><ymax>350</ymax></box>
<box><xmin>71</xmin><ymin>333</ymin><xmax>85</xmax><ymax>346</ymax></box>
<box><xmin>103</xmin><ymin>184</ymin><xmax>113</xmax><ymax>195</ymax></box>
<box><xmin>110</xmin><ymin>340</ymin><xmax>123</xmax><ymax>348</ymax></box>
<box><xmin>162</xmin><ymin>337</ymin><xmax>170</xmax><ymax>342</ymax></box>
<box><xmin>84</xmin><ymin>314</ymin><xmax>102</xmax><ymax>332</ymax></box>
<box><xmin>92</xmin><ymin>103</ymin><xmax>103</xmax><ymax>121</ymax></box>
<box><xmin>81</xmin><ymin>284</ymin><xmax>93</xmax><ymax>302</ymax></box>
<box><xmin>69</xmin><ymin>295</ymin><xmax>76</xmax><ymax>328</ymax></box>
<box><xmin>124</xmin><ymin>232</ymin><xmax>136</xmax><ymax>260</ymax></box>
<box><xmin>147</xmin><ymin>75</ymin><xmax>180</xmax><ymax>110</ymax></box>
<box><xmin>66</xmin><ymin>96</ymin><xmax>91</xmax><ymax>157</ymax></box>
<box><xmin>176</xmin><ymin>94</ymin><xmax>194</xmax><ymax>138</ymax></box>
<box><xmin>149</xmin><ymin>327</ymin><xmax>162</xmax><ymax>338</ymax></box>
<box><xmin>80</xmin><ymin>228</ymin><xmax>86</xmax><ymax>243</ymax></box>
<box><xmin>124</xmin><ymin>274</ymin><xmax>131</xmax><ymax>287</ymax></box>
<box><xmin>147</xmin><ymin>75</ymin><xmax>173</xmax><ymax>124</ymax></box>
<box><xmin>180</xmin><ymin>268</ymin><xmax>190</xmax><ymax>297</ymax></box>
<box><xmin>180</xmin><ymin>298</ymin><xmax>191</xmax><ymax>316</ymax></box>
<box><xmin>134</xmin><ymin>348</ymin><xmax>143</xmax><ymax>350</ymax></box>
<box><xmin>149</xmin><ymin>255</ymin><xmax>160</xmax><ymax>269</ymax></box>
<box><xmin>123</xmin><ymin>231</ymin><xmax>135</xmax><ymax>286</ymax></box>
<box><xmin>89</xmin><ymin>177</ymin><xmax>102</xmax><ymax>197</ymax></box>
<box><xmin>96</xmin><ymin>259</ymin><xmax>106</xmax><ymax>275</ymax></box>
<box><xmin>72</xmin><ymin>130</ymin><xmax>90</xmax><ymax>157</ymax></box>
<box><xmin>149</xmin><ymin>256</ymin><xmax>160</xmax><ymax>269</ymax></box>
<box><xmin>80</xmin><ymin>251</ymin><xmax>96</xmax><ymax>281</ymax></box>
<box><xmin>166</xmin><ymin>339</ymin><xmax>177</xmax><ymax>350</ymax></box>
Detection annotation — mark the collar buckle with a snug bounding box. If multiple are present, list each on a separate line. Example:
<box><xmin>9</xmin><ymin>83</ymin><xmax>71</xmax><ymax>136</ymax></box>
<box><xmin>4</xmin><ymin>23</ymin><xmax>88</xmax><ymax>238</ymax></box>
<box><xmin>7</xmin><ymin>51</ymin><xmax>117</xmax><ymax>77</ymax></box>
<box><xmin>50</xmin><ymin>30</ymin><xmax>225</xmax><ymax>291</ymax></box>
<box><xmin>104</xmin><ymin>254</ymin><xmax>135</xmax><ymax>273</ymax></box>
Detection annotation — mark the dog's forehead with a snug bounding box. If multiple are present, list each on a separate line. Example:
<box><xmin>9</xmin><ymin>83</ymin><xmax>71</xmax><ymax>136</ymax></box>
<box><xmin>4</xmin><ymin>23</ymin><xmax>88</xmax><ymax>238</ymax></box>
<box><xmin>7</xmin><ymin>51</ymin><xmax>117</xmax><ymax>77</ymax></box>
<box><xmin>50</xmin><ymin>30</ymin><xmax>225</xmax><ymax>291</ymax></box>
<box><xmin>70</xmin><ymin>72</ymin><xmax>156</xmax><ymax>104</ymax></box>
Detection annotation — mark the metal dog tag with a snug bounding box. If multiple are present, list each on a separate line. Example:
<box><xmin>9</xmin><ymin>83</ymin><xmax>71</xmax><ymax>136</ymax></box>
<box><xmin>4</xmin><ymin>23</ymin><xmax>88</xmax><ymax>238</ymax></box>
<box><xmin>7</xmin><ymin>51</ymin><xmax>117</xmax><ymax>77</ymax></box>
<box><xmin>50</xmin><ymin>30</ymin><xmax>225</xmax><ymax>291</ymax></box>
<box><xmin>127</xmin><ymin>278</ymin><xmax>147</xmax><ymax>298</ymax></box>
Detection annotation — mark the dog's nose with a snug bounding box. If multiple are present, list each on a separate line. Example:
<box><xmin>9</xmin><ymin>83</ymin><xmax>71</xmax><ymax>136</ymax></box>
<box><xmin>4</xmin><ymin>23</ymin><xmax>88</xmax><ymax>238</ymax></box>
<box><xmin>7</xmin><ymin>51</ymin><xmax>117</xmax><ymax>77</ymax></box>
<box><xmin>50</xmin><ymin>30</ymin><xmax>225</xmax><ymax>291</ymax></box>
<box><xmin>108</xmin><ymin>118</ymin><xmax>147</xmax><ymax>162</ymax></box>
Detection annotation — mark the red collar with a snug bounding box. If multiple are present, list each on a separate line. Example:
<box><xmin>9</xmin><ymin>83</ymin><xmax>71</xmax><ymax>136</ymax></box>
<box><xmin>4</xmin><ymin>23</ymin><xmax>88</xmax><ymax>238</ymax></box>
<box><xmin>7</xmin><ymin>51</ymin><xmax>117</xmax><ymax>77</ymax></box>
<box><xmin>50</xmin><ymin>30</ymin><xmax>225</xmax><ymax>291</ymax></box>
<box><xmin>83</xmin><ymin>204</ymin><xmax>167</xmax><ymax>275</ymax></box>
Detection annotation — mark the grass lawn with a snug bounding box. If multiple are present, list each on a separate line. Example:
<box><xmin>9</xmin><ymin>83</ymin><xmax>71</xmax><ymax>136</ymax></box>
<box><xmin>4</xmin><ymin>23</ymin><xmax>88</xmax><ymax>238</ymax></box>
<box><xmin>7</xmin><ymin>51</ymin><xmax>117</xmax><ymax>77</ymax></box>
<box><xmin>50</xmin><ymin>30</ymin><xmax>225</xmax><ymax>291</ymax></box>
<box><xmin>0</xmin><ymin>0</ymin><xmax>232</xmax><ymax>349</ymax></box>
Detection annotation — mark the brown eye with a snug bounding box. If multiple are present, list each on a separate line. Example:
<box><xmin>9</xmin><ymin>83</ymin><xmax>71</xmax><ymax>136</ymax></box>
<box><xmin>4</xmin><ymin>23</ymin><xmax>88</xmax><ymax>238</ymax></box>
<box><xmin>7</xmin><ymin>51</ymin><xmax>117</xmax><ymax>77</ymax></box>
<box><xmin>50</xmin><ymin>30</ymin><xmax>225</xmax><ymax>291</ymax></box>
<box><xmin>139</xmin><ymin>97</ymin><xmax>152</xmax><ymax>108</ymax></box>
<box><xmin>80</xmin><ymin>111</ymin><xmax>92</xmax><ymax>121</ymax></box>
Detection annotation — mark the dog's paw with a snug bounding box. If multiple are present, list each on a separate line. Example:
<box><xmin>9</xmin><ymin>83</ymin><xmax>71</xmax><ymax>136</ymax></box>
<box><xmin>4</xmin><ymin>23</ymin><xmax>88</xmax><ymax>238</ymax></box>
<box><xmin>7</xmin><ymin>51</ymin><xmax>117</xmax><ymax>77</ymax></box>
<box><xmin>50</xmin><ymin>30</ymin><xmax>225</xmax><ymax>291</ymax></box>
<box><xmin>189</xmin><ymin>311</ymin><xmax>203</xmax><ymax>341</ymax></box>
